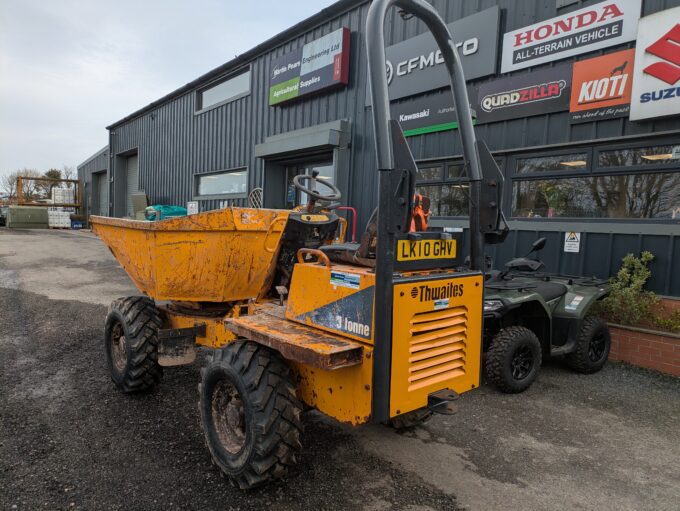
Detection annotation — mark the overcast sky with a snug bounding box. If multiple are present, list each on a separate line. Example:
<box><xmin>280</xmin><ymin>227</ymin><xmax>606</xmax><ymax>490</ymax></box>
<box><xmin>0</xmin><ymin>0</ymin><xmax>336</xmax><ymax>179</ymax></box>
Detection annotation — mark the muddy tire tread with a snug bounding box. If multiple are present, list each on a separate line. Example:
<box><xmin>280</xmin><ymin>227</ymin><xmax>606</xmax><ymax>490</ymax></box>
<box><xmin>105</xmin><ymin>296</ymin><xmax>163</xmax><ymax>392</ymax></box>
<box><xmin>201</xmin><ymin>341</ymin><xmax>303</xmax><ymax>489</ymax></box>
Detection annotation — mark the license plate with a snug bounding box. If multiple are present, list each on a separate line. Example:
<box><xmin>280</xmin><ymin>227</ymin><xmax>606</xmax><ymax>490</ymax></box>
<box><xmin>396</xmin><ymin>239</ymin><xmax>457</xmax><ymax>261</ymax></box>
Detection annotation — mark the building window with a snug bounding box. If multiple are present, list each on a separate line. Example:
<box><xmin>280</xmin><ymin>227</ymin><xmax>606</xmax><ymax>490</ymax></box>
<box><xmin>512</xmin><ymin>173</ymin><xmax>680</xmax><ymax>219</ymax></box>
<box><xmin>511</xmin><ymin>143</ymin><xmax>680</xmax><ymax>220</ymax></box>
<box><xmin>195</xmin><ymin>168</ymin><xmax>248</xmax><ymax>198</ymax></box>
<box><xmin>196</xmin><ymin>68</ymin><xmax>250</xmax><ymax>111</ymax></box>
<box><xmin>597</xmin><ymin>146</ymin><xmax>680</xmax><ymax>168</ymax></box>
<box><xmin>516</xmin><ymin>153</ymin><xmax>588</xmax><ymax>174</ymax></box>
<box><xmin>415</xmin><ymin>161</ymin><xmax>471</xmax><ymax>216</ymax></box>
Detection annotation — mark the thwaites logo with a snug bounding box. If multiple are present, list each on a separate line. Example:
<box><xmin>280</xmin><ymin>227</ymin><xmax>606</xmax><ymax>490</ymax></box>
<box><xmin>481</xmin><ymin>80</ymin><xmax>567</xmax><ymax>112</ymax></box>
<box><xmin>642</xmin><ymin>24</ymin><xmax>680</xmax><ymax>87</ymax></box>
<box><xmin>411</xmin><ymin>282</ymin><xmax>464</xmax><ymax>302</ymax></box>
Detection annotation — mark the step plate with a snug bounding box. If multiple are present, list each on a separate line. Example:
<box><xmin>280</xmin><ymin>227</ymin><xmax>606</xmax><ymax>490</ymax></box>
<box><xmin>225</xmin><ymin>305</ymin><xmax>364</xmax><ymax>370</ymax></box>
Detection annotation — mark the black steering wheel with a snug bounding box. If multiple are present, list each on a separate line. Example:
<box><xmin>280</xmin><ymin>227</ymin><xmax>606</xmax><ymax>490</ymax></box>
<box><xmin>293</xmin><ymin>172</ymin><xmax>342</xmax><ymax>202</ymax></box>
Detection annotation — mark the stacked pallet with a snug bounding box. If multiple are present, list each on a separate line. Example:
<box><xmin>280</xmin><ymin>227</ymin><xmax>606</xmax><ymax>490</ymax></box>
<box><xmin>48</xmin><ymin>209</ymin><xmax>71</xmax><ymax>228</ymax></box>
<box><xmin>51</xmin><ymin>188</ymin><xmax>75</xmax><ymax>205</ymax></box>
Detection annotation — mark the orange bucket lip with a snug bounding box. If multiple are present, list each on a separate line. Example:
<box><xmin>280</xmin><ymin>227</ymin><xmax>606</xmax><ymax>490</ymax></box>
<box><xmin>90</xmin><ymin>207</ymin><xmax>290</xmax><ymax>303</ymax></box>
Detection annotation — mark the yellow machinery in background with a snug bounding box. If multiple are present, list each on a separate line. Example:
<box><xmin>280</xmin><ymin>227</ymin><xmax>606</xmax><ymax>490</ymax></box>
<box><xmin>91</xmin><ymin>0</ymin><xmax>507</xmax><ymax>490</ymax></box>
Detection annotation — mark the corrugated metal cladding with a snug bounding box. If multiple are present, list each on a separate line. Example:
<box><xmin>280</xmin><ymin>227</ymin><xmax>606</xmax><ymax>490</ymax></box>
<box><xmin>98</xmin><ymin>0</ymin><xmax>680</xmax><ymax>294</ymax></box>
<box><xmin>77</xmin><ymin>146</ymin><xmax>108</xmax><ymax>221</ymax></box>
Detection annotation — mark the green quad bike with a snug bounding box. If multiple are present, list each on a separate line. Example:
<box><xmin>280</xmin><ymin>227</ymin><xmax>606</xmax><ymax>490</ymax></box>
<box><xmin>482</xmin><ymin>237</ymin><xmax>612</xmax><ymax>393</ymax></box>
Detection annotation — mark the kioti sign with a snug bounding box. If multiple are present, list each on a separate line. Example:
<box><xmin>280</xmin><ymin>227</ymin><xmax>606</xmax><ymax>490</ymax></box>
<box><xmin>475</xmin><ymin>63</ymin><xmax>572</xmax><ymax>124</ymax></box>
<box><xmin>269</xmin><ymin>27</ymin><xmax>350</xmax><ymax>106</ymax></box>
<box><xmin>501</xmin><ymin>0</ymin><xmax>641</xmax><ymax>73</ymax></box>
<box><xmin>569</xmin><ymin>49</ymin><xmax>635</xmax><ymax>123</ymax></box>
<box><xmin>630</xmin><ymin>7</ymin><xmax>680</xmax><ymax>121</ymax></box>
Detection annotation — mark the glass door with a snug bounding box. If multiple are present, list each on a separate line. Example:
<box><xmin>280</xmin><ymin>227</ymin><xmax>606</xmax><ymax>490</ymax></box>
<box><xmin>285</xmin><ymin>161</ymin><xmax>334</xmax><ymax>208</ymax></box>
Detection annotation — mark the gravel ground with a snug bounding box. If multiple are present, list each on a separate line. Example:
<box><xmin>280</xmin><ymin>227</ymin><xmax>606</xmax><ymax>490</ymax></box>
<box><xmin>1</xmin><ymin>229</ymin><xmax>679</xmax><ymax>511</ymax></box>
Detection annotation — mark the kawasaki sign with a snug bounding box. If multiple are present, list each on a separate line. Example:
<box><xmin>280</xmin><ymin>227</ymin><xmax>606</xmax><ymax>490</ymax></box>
<box><xmin>366</xmin><ymin>6</ymin><xmax>500</xmax><ymax>105</ymax></box>
<box><xmin>269</xmin><ymin>27</ymin><xmax>350</xmax><ymax>106</ymax></box>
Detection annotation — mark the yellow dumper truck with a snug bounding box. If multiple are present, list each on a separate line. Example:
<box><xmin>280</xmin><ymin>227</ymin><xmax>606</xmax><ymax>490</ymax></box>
<box><xmin>91</xmin><ymin>0</ymin><xmax>508</xmax><ymax>489</ymax></box>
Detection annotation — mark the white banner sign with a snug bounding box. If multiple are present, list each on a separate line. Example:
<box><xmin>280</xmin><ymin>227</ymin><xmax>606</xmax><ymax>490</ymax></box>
<box><xmin>501</xmin><ymin>0</ymin><xmax>641</xmax><ymax>73</ymax></box>
<box><xmin>630</xmin><ymin>6</ymin><xmax>680</xmax><ymax>121</ymax></box>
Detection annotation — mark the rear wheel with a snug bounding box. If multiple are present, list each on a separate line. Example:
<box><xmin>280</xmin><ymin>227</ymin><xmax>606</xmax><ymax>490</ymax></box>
<box><xmin>485</xmin><ymin>326</ymin><xmax>542</xmax><ymax>393</ymax></box>
<box><xmin>104</xmin><ymin>296</ymin><xmax>163</xmax><ymax>392</ymax></box>
<box><xmin>565</xmin><ymin>316</ymin><xmax>611</xmax><ymax>374</ymax></box>
<box><xmin>199</xmin><ymin>341</ymin><xmax>303</xmax><ymax>489</ymax></box>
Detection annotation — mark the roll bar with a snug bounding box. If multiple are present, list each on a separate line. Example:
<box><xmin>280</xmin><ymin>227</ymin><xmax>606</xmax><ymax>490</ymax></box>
<box><xmin>366</xmin><ymin>0</ymin><xmax>485</xmax><ymax>271</ymax></box>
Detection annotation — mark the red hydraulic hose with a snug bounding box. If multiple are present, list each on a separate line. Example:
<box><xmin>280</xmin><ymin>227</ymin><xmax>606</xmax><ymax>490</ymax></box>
<box><xmin>337</xmin><ymin>206</ymin><xmax>357</xmax><ymax>243</ymax></box>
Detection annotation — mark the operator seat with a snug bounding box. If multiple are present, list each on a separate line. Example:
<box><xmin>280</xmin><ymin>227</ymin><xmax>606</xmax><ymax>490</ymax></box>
<box><xmin>533</xmin><ymin>281</ymin><xmax>568</xmax><ymax>302</ymax></box>
<box><xmin>319</xmin><ymin>208</ymin><xmax>377</xmax><ymax>267</ymax></box>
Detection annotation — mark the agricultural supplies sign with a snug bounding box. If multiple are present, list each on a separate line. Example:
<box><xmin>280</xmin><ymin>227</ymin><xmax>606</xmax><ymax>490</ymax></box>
<box><xmin>269</xmin><ymin>27</ymin><xmax>350</xmax><ymax>106</ymax></box>
<box><xmin>630</xmin><ymin>7</ymin><xmax>680</xmax><ymax>121</ymax></box>
<box><xmin>475</xmin><ymin>63</ymin><xmax>572</xmax><ymax>124</ymax></box>
<box><xmin>366</xmin><ymin>6</ymin><xmax>500</xmax><ymax>105</ymax></box>
<box><xmin>501</xmin><ymin>0</ymin><xmax>641</xmax><ymax>73</ymax></box>
<box><xmin>570</xmin><ymin>49</ymin><xmax>635</xmax><ymax>123</ymax></box>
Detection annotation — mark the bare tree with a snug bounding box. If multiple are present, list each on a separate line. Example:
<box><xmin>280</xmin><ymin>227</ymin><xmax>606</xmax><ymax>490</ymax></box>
<box><xmin>62</xmin><ymin>165</ymin><xmax>75</xmax><ymax>181</ymax></box>
<box><xmin>1</xmin><ymin>169</ymin><xmax>43</xmax><ymax>200</ymax></box>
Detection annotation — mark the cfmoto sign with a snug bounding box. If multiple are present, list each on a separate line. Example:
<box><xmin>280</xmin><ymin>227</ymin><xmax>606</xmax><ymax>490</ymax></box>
<box><xmin>386</xmin><ymin>39</ymin><xmax>479</xmax><ymax>85</ymax></box>
<box><xmin>366</xmin><ymin>6</ymin><xmax>499</xmax><ymax>104</ymax></box>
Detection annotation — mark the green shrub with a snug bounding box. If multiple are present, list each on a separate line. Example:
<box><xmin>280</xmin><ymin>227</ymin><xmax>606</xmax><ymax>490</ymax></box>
<box><xmin>596</xmin><ymin>251</ymin><xmax>680</xmax><ymax>334</ymax></box>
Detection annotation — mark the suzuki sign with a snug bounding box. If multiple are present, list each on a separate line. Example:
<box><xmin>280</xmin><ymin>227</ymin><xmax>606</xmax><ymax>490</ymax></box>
<box><xmin>630</xmin><ymin>7</ymin><xmax>680</xmax><ymax>121</ymax></box>
<box><xmin>501</xmin><ymin>0</ymin><xmax>641</xmax><ymax>73</ymax></box>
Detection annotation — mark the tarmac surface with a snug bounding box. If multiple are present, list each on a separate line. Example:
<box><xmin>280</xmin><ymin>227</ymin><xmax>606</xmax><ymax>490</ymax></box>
<box><xmin>1</xmin><ymin>229</ymin><xmax>679</xmax><ymax>511</ymax></box>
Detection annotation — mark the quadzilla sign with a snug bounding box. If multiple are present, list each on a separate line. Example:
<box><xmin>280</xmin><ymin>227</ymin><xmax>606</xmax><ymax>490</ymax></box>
<box><xmin>630</xmin><ymin>7</ymin><xmax>680</xmax><ymax>121</ymax></box>
<box><xmin>269</xmin><ymin>27</ymin><xmax>350</xmax><ymax>106</ymax></box>
<box><xmin>569</xmin><ymin>49</ymin><xmax>635</xmax><ymax>124</ymax></box>
<box><xmin>366</xmin><ymin>6</ymin><xmax>500</xmax><ymax>105</ymax></box>
<box><xmin>501</xmin><ymin>0</ymin><xmax>641</xmax><ymax>73</ymax></box>
<box><xmin>475</xmin><ymin>63</ymin><xmax>572</xmax><ymax>124</ymax></box>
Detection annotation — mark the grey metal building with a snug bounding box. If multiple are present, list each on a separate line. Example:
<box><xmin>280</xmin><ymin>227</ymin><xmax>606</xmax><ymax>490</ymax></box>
<box><xmin>78</xmin><ymin>0</ymin><xmax>680</xmax><ymax>295</ymax></box>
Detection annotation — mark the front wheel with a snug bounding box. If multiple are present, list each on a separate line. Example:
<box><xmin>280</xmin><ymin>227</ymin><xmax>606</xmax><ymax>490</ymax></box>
<box><xmin>199</xmin><ymin>341</ymin><xmax>303</xmax><ymax>489</ymax></box>
<box><xmin>565</xmin><ymin>316</ymin><xmax>611</xmax><ymax>374</ymax></box>
<box><xmin>104</xmin><ymin>296</ymin><xmax>163</xmax><ymax>392</ymax></box>
<box><xmin>485</xmin><ymin>326</ymin><xmax>542</xmax><ymax>393</ymax></box>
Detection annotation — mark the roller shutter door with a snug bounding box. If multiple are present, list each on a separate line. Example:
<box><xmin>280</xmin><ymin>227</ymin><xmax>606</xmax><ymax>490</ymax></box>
<box><xmin>97</xmin><ymin>172</ymin><xmax>108</xmax><ymax>216</ymax></box>
<box><xmin>126</xmin><ymin>154</ymin><xmax>139</xmax><ymax>217</ymax></box>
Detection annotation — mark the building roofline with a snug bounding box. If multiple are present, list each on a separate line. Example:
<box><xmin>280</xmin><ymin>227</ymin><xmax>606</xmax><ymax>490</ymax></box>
<box><xmin>77</xmin><ymin>145</ymin><xmax>109</xmax><ymax>169</ymax></box>
<box><xmin>106</xmin><ymin>0</ymin><xmax>364</xmax><ymax>130</ymax></box>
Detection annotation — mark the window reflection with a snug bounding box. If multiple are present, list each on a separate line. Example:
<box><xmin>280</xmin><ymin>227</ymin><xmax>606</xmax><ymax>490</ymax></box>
<box><xmin>598</xmin><ymin>146</ymin><xmax>680</xmax><ymax>167</ymax></box>
<box><xmin>197</xmin><ymin>169</ymin><xmax>248</xmax><ymax>196</ymax></box>
<box><xmin>513</xmin><ymin>173</ymin><xmax>680</xmax><ymax>219</ymax></box>
<box><xmin>516</xmin><ymin>153</ymin><xmax>588</xmax><ymax>173</ymax></box>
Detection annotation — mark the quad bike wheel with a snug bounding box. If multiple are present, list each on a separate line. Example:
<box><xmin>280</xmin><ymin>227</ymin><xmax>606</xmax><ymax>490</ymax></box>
<box><xmin>565</xmin><ymin>316</ymin><xmax>611</xmax><ymax>374</ymax></box>
<box><xmin>486</xmin><ymin>326</ymin><xmax>542</xmax><ymax>393</ymax></box>
<box><xmin>389</xmin><ymin>408</ymin><xmax>433</xmax><ymax>430</ymax></box>
<box><xmin>104</xmin><ymin>296</ymin><xmax>163</xmax><ymax>392</ymax></box>
<box><xmin>199</xmin><ymin>341</ymin><xmax>303</xmax><ymax>489</ymax></box>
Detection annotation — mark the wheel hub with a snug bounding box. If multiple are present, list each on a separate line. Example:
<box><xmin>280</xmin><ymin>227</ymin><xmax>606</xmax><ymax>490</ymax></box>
<box><xmin>511</xmin><ymin>345</ymin><xmax>534</xmax><ymax>380</ymax></box>
<box><xmin>110</xmin><ymin>322</ymin><xmax>127</xmax><ymax>372</ymax></box>
<box><xmin>212</xmin><ymin>380</ymin><xmax>246</xmax><ymax>454</ymax></box>
<box><xmin>589</xmin><ymin>331</ymin><xmax>606</xmax><ymax>362</ymax></box>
